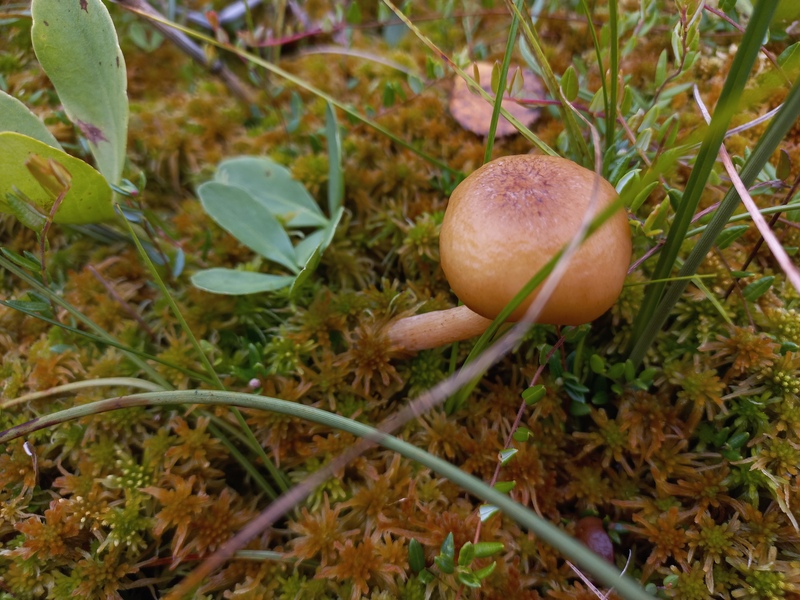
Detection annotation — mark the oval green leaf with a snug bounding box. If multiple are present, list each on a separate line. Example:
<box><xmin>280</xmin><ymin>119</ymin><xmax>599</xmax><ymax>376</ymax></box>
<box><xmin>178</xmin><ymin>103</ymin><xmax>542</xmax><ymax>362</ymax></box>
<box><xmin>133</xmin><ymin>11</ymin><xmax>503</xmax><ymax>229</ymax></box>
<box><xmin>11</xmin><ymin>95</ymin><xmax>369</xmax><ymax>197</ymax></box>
<box><xmin>31</xmin><ymin>0</ymin><xmax>128</xmax><ymax>186</ymax></box>
<box><xmin>0</xmin><ymin>132</ymin><xmax>114</xmax><ymax>224</ymax></box>
<box><xmin>214</xmin><ymin>157</ymin><xmax>327</xmax><ymax>227</ymax></box>
<box><xmin>742</xmin><ymin>276</ymin><xmax>775</xmax><ymax>302</ymax></box>
<box><xmin>197</xmin><ymin>181</ymin><xmax>300</xmax><ymax>273</ymax></box>
<box><xmin>0</xmin><ymin>91</ymin><xmax>62</xmax><ymax>149</ymax></box>
<box><xmin>190</xmin><ymin>269</ymin><xmax>295</xmax><ymax>295</ymax></box>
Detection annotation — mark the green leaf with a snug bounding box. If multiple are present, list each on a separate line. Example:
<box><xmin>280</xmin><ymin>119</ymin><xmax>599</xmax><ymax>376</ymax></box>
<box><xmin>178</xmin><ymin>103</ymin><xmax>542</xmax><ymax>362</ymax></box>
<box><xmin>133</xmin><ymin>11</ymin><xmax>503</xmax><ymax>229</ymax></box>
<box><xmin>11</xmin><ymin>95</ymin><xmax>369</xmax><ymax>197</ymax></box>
<box><xmin>408</xmin><ymin>539</ymin><xmax>426</xmax><ymax>574</ymax></box>
<box><xmin>655</xmin><ymin>49</ymin><xmax>668</xmax><ymax>89</ymax></box>
<box><xmin>0</xmin><ymin>132</ymin><xmax>114</xmax><ymax>224</ymax></box>
<box><xmin>440</xmin><ymin>532</ymin><xmax>455</xmax><ymax>560</ymax></box>
<box><xmin>777</xmin><ymin>149</ymin><xmax>791</xmax><ymax>181</ymax></box>
<box><xmin>190</xmin><ymin>269</ymin><xmax>295</xmax><ymax>295</ymax></box>
<box><xmin>214</xmin><ymin>156</ymin><xmax>327</xmax><ymax>227</ymax></box>
<box><xmin>570</xmin><ymin>400</ymin><xmax>592</xmax><ymax>416</ymax></box>
<box><xmin>522</xmin><ymin>384</ymin><xmax>546</xmax><ymax>405</ymax></box>
<box><xmin>345</xmin><ymin>1</ymin><xmax>362</xmax><ymax>24</ymax></box>
<box><xmin>197</xmin><ymin>181</ymin><xmax>300</xmax><ymax>273</ymax></box>
<box><xmin>512</xmin><ymin>427</ymin><xmax>531</xmax><ymax>442</ymax></box>
<box><xmin>325</xmin><ymin>102</ymin><xmax>344</xmax><ymax>214</ymax></box>
<box><xmin>493</xmin><ymin>481</ymin><xmax>516</xmax><ymax>493</ymax></box>
<box><xmin>561</xmin><ymin>65</ymin><xmax>579</xmax><ymax>102</ymax></box>
<box><xmin>473</xmin><ymin>561</ymin><xmax>497</xmax><ymax>580</ymax></box>
<box><xmin>498</xmin><ymin>448</ymin><xmax>517</xmax><ymax>465</ymax></box>
<box><xmin>629</xmin><ymin>181</ymin><xmax>659</xmax><ymax>213</ymax></box>
<box><xmin>6</xmin><ymin>189</ymin><xmax>47</xmax><ymax>232</ymax></box>
<box><xmin>434</xmin><ymin>554</ymin><xmax>454</xmax><ymax>575</ymax></box>
<box><xmin>473</xmin><ymin>542</ymin><xmax>504</xmax><ymax>559</ymax></box>
<box><xmin>742</xmin><ymin>276</ymin><xmax>775</xmax><ymax>301</ymax></box>
<box><xmin>290</xmin><ymin>206</ymin><xmax>344</xmax><ymax>298</ymax></box>
<box><xmin>716</xmin><ymin>225</ymin><xmax>750</xmax><ymax>249</ymax></box>
<box><xmin>458</xmin><ymin>542</ymin><xmax>475</xmax><ymax>567</ymax></box>
<box><xmin>457</xmin><ymin>570</ymin><xmax>482</xmax><ymax>588</ymax></box>
<box><xmin>31</xmin><ymin>0</ymin><xmax>128</xmax><ymax>186</ymax></box>
<box><xmin>0</xmin><ymin>91</ymin><xmax>62</xmax><ymax>149</ymax></box>
<box><xmin>479</xmin><ymin>504</ymin><xmax>500</xmax><ymax>522</ymax></box>
<box><xmin>418</xmin><ymin>569</ymin><xmax>435</xmax><ymax>584</ymax></box>
<box><xmin>1</xmin><ymin>248</ymin><xmax>43</xmax><ymax>272</ymax></box>
<box><xmin>692</xmin><ymin>276</ymin><xmax>733</xmax><ymax>325</ymax></box>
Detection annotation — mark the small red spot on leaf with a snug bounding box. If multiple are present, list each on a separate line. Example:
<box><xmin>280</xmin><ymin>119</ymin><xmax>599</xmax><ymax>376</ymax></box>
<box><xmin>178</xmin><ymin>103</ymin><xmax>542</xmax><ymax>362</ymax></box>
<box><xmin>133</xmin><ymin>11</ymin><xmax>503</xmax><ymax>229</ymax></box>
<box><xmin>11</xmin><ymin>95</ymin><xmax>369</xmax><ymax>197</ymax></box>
<box><xmin>79</xmin><ymin>0</ymin><xmax>88</xmax><ymax>12</ymax></box>
<box><xmin>116</xmin><ymin>57</ymin><xmax>120</xmax><ymax>68</ymax></box>
<box><xmin>76</xmin><ymin>120</ymin><xmax>108</xmax><ymax>145</ymax></box>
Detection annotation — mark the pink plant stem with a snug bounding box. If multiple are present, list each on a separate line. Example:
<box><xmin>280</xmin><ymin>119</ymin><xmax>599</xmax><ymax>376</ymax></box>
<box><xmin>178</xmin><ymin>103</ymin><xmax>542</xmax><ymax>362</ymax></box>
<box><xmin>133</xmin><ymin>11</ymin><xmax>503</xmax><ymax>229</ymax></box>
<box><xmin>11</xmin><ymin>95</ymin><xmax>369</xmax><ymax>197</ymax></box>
<box><xmin>470</xmin><ymin>335</ymin><xmax>567</xmax><ymax>545</ymax></box>
<box><xmin>694</xmin><ymin>86</ymin><xmax>800</xmax><ymax>296</ymax></box>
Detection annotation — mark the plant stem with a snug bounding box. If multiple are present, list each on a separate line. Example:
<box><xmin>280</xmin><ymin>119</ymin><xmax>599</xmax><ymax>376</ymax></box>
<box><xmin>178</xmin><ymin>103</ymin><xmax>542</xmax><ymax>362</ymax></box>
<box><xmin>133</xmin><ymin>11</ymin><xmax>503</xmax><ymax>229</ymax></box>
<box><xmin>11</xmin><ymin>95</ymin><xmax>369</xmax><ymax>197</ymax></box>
<box><xmin>386</xmin><ymin>305</ymin><xmax>493</xmax><ymax>352</ymax></box>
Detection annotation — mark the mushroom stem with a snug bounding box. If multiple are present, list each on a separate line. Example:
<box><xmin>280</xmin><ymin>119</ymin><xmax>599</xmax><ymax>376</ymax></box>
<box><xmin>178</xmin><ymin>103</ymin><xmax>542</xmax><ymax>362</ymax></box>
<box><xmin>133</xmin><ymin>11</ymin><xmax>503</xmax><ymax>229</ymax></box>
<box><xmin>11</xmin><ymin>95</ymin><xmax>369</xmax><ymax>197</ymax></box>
<box><xmin>386</xmin><ymin>304</ymin><xmax>493</xmax><ymax>352</ymax></box>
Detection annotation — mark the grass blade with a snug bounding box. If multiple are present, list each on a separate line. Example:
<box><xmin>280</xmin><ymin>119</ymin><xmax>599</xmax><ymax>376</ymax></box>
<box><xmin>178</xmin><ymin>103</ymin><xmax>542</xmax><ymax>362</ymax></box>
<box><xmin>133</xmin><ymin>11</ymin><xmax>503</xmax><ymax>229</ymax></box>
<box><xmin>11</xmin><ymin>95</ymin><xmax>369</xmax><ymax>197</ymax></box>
<box><xmin>627</xmin><ymin>1</ymin><xmax>777</xmax><ymax>355</ymax></box>
<box><xmin>483</xmin><ymin>0</ymin><xmax>524</xmax><ymax>164</ymax></box>
<box><xmin>508</xmin><ymin>0</ymin><xmax>590</xmax><ymax>163</ymax></box>
<box><xmin>628</xmin><ymin>76</ymin><xmax>800</xmax><ymax>365</ymax></box>
<box><xmin>0</xmin><ymin>389</ymin><xmax>654</xmax><ymax>600</ymax></box>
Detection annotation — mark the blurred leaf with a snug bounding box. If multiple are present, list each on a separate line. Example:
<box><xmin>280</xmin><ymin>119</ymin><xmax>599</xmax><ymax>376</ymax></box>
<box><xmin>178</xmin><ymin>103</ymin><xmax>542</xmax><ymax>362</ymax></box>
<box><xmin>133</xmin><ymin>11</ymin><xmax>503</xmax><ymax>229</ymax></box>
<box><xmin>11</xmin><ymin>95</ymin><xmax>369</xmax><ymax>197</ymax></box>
<box><xmin>458</xmin><ymin>542</ymin><xmax>475</xmax><ymax>567</ymax></box>
<box><xmin>286</xmin><ymin>91</ymin><xmax>303</xmax><ymax>133</ymax></box>
<box><xmin>408</xmin><ymin>539</ymin><xmax>425</xmax><ymax>573</ymax></box>
<box><xmin>290</xmin><ymin>207</ymin><xmax>343</xmax><ymax>298</ymax></box>
<box><xmin>0</xmin><ymin>132</ymin><xmax>114</xmax><ymax>223</ymax></box>
<box><xmin>6</xmin><ymin>190</ymin><xmax>47</xmax><ymax>232</ymax></box>
<box><xmin>561</xmin><ymin>65</ymin><xmax>579</xmax><ymax>102</ymax></box>
<box><xmin>655</xmin><ymin>49</ymin><xmax>668</xmax><ymax>88</ymax></box>
<box><xmin>473</xmin><ymin>561</ymin><xmax>497</xmax><ymax>580</ymax></box>
<box><xmin>31</xmin><ymin>0</ymin><xmax>128</xmax><ymax>185</ymax></box>
<box><xmin>499</xmin><ymin>448</ymin><xmax>517</xmax><ymax>465</ymax></box>
<box><xmin>493</xmin><ymin>481</ymin><xmax>516</xmax><ymax>493</ymax></box>
<box><xmin>439</xmin><ymin>533</ymin><xmax>455</xmax><ymax>560</ymax></box>
<box><xmin>479</xmin><ymin>504</ymin><xmax>500</xmax><ymax>521</ymax></box>
<box><xmin>325</xmin><ymin>102</ymin><xmax>344</xmax><ymax>214</ymax></box>
<box><xmin>0</xmin><ymin>91</ymin><xmax>62</xmax><ymax>149</ymax></box>
<box><xmin>522</xmin><ymin>384</ymin><xmax>546</xmax><ymax>405</ymax></box>
<box><xmin>458</xmin><ymin>570</ymin><xmax>481</xmax><ymax>588</ymax></box>
<box><xmin>473</xmin><ymin>542</ymin><xmax>504</xmax><ymax>558</ymax></box>
<box><xmin>345</xmin><ymin>1</ymin><xmax>362</xmax><ymax>24</ymax></box>
<box><xmin>190</xmin><ymin>269</ymin><xmax>294</xmax><ymax>294</ymax></box>
<box><xmin>777</xmin><ymin>149</ymin><xmax>791</xmax><ymax>181</ymax></box>
<box><xmin>197</xmin><ymin>181</ymin><xmax>299</xmax><ymax>273</ymax></box>
<box><xmin>128</xmin><ymin>21</ymin><xmax>163</xmax><ymax>52</ymax></box>
<box><xmin>716</xmin><ymin>224</ymin><xmax>750</xmax><ymax>249</ymax></box>
<box><xmin>742</xmin><ymin>276</ymin><xmax>775</xmax><ymax>301</ymax></box>
<box><xmin>214</xmin><ymin>156</ymin><xmax>327</xmax><ymax>227</ymax></box>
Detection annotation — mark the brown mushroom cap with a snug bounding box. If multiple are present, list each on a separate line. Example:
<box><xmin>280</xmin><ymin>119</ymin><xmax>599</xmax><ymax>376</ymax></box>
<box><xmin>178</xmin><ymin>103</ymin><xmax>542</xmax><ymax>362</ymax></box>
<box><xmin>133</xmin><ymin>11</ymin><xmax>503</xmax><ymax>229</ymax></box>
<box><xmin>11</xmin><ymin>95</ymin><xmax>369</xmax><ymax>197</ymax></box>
<box><xmin>439</xmin><ymin>154</ymin><xmax>631</xmax><ymax>325</ymax></box>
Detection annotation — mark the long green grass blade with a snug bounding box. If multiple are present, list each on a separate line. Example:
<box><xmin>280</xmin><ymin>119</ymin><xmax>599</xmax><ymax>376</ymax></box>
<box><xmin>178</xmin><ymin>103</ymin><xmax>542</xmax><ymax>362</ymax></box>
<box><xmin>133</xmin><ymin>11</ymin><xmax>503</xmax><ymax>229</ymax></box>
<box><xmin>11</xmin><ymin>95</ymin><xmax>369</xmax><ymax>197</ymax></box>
<box><xmin>483</xmin><ymin>0</ymin><xmax>523</xmax><ymax>164</ymax></box>
<box><xmin>629</xmin><ymin>77</ymin><xmax>800</xmax><ymax>365</ymax></box>
<box><xmin>627</xmin><ymin>2</ymin><xmax>777</xmax><ymax>355</ymax></box>
<box><xmin>0</xmin><ymin>389</ymin><xmax>654</xmax><ymax>600</ymax></box>
<box><xmin>508</xmin><ymin>0</ymin><xmax>590</xmax><ymax>163</ymax></box>
<box><xmin>120</xmin><ymin>211</ymin><xmax>288</xmax><ymax>496</ymax></box>
<box><xmin>607</xmin><ymin>0</ymin><xmax>619</xmax><ymax>152</ymax></box>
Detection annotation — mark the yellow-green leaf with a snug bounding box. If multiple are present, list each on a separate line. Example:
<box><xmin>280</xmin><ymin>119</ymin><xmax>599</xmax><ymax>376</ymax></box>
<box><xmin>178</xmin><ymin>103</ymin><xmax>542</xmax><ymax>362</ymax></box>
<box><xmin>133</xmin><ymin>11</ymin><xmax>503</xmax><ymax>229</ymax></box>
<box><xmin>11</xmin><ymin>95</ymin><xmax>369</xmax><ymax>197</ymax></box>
<box><xmin>31</xmin><ymin>0</ymin><xmax>128</xmax><ymax>186</ymax></box>
<box><xmin>0</xmin><ymin>132</ymin><xmax>114</xmax><ymax>224</ymax></box>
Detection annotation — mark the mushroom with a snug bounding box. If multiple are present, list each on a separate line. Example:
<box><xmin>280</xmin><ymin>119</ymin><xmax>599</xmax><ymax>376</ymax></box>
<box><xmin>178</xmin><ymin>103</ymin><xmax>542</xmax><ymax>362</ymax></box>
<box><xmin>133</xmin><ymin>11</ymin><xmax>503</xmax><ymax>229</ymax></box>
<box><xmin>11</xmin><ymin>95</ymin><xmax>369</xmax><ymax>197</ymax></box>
<box><xmin>386</xmin><ymin>154</ymin><xmax>631</xmax><ymax>352</ymax></box>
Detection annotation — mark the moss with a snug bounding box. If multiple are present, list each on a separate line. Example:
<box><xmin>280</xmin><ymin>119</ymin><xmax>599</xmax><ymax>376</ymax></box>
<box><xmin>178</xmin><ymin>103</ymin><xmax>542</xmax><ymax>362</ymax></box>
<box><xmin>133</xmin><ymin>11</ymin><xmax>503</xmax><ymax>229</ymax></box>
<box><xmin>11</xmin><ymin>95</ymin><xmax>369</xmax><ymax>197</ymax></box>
<box><xmin>3</xmin><ymin>0</ymin><xmax>800</xmax><ymax>597</ymax></box>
